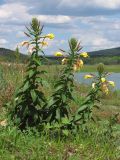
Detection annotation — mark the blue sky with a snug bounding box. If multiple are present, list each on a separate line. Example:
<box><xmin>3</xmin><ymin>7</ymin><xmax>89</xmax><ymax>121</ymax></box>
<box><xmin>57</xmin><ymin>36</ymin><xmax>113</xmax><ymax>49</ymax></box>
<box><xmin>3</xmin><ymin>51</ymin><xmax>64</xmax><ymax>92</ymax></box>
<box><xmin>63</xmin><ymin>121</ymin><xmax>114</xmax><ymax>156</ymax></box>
<box><xmin>0</xmin><ymin>0</ymin><xmax>120</xmax><ymax>55</ymax></box>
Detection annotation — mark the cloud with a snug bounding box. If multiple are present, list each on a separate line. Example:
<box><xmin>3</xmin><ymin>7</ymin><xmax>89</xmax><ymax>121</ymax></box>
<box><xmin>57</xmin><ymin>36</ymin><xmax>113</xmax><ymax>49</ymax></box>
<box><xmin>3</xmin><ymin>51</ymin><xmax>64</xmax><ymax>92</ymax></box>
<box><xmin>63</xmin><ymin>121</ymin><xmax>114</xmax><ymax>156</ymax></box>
<box><xmin>37</xmin><ymin>15</ymin><xmax>71</xmax><ymax>24</ymax></box>
<box><xmin>4</xmin><ymin>0</ymin><xmax>120</xmax><ymax>17</ymax></box>
<box><xmin>59</xmin><ymin>0</ymin><xmax>120</xmax><ymax>9</ymax></box>
<box><xmin>0</xmin><ymin>0</ymin><xmax>120</xmax><ymax>53</ymax></box>
<box><xmin>92</xmin><ymin>0</ymin><xmax>120</xmax><ymax>9</ymax></box>
<box><xmin>0</xmin><ymin>38</ymin><xmax>8</xmax><ymax>47</ymax></box>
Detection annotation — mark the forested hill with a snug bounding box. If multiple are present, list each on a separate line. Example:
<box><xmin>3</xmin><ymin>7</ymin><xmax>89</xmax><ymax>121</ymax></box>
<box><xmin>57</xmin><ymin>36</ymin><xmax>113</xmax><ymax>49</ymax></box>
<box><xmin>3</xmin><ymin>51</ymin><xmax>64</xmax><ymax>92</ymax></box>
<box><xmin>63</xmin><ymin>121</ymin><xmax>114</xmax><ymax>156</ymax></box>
<box><xmin>88</xmin><ymin>47</ymin><xmax>120</xmax><ymax>57</ymax></box>
<box><xmin>0</xmin><ymin>47</ymin><xmax>120</xmax><ymax>64</ymax></box>
<box><xmin>0</xmin><ymin>48</ymin><xmax>27</xmax><ymax>62</ymax></box>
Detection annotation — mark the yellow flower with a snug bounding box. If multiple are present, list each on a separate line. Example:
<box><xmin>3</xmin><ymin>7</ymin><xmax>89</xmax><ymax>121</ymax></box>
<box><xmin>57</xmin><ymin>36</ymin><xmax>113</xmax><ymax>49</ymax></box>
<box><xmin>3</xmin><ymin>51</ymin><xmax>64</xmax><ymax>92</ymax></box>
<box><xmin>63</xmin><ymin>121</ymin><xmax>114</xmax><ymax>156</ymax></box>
<box><xmin>92</xmin><ymin>83</ymin><xmax>96</xmax><ymax>89</ymax></box>
<box><xmin>40</xmin><ymin>41</ymin><xmax>48</xmax><ymax>46</ymax></box>
<box><xmin>45</xmin><ymin>33</ymin><xmax>55</xmax><ymax>39</ymax></box>
<box><xmin>108</xmin><ymin>81</ymin><xmax>115</xmax><ymax>87</ymax></box>
<box><xmin>76</xmin><ymin>59</ymin><xmax>84</xmax><ymax>68</ymax></box>
<box><xmin>101</xmin><ymin>84</ymin><xmax>109</xmax><ymax>95</ymax></box>
<box><xmin>20</xmin><ymin>41</ymin><xmax>29</xmax><ymax>48</ymax></box>
<box><xmin>80</xmin><ymin>52</ymin><xmax>89</xmax><ymax>58</ymax></box>
<box><xmin>73</xmin><ymin>59</ymin><xmax>83</xmax><ymax>71</ymax></box>
<box><xmin>73</xmin><ymin>64</ymin><xmax>77</xmax><ymax>71</ymax></box>
<box><xmin>62</xmin><ymin>58</ymin><xmax>68</xmax><ymax>65</ymax></box>
<box><xmin>101</xmin><ymin>77</ymin><xmax>106</xmax><ymax>83</ymax></box>
<box><xmin>84</xmin><ymin>74</ymin><xmax>93</xmax><ymax>79</ymax></box>
<box><xmin>28</xmin><ymin>47</ymin><xmax>36</xmax><ymax>54</ymax></box>
<box><xmin>54</xmin><ymin>52</ymin><xmax>63</xmax><ymax>56</ymax></box>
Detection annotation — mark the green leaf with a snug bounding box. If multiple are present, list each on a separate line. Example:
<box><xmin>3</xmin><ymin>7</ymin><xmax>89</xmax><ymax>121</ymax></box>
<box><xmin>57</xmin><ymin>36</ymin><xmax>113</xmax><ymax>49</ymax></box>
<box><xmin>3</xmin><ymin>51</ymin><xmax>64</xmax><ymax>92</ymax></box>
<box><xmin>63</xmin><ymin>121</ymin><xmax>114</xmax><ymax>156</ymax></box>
<box><xmin>41</xmin><ymin>80</ymin><xmax>50</xmax><ymax>87</ymax></box>
<box><xmin>62</xmin><ymin>94</ymin><xmax>67</xmax><ymax>103</ymax></box>
<box><xmin>61</xmin><ymin>117</ymin><xmax>70</xmax><ymax>124</ymax></box>
<box><xmin>47</xmin><ymin>98</ymin><xmax>55</xmax><ymax>107</ymax></box>
<box><xmin>28</xmin><ymin>69</ymin><xmax>35</xmax><ymax>78</ymax></box>
<box><xmin>62</xmin><ymin>129</ymin><xmax>69</xmax><ymax>136</ymax></box>
<box><xmin>22</xmin><ymin>81</ymin><xmax>30</xmax><ymax>92</ymax></box>
<box><xmin>30</xmin><ymin>90</ymin><xmax>37</xmax><ymax>102</ymax></box>
<box><xmin>74</xmin><ymin>114</ymin><xmax>82</xmax><ymax>122</ymax></box>
<box><xmin>56</xmin><ymin>109</ymin><xmax>60</xmax><ymax>121</ymax></box>
<box><xmin>77</xmin><ymin>105</ymin><xmax>88</xmax><ymax>113</ymax></box>
<box><xmin>33</xmin><ymin>58</ymin><xmax>41</xmax><ymax>66</ymax></box>
<box><xmin>36</xmin><ymin>77</ymin><xmax>42</xmax><ymax>83</ymax></box>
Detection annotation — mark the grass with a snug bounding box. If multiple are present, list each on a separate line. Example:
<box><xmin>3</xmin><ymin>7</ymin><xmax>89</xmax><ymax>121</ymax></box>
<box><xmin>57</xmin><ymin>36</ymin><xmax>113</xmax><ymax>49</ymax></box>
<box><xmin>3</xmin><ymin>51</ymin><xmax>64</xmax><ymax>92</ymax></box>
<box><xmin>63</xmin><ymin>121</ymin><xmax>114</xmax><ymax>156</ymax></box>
<box><xmin>0</xmin><ymin>123</ymin><xmax>120</xmax><ymax>160</ymax></box>
<box><xmin>0</xmin><ymin>63</ymin><xmax>120</xmax><ymax>160</ymax></box>
<box><xmin>81</xmin><ymin>64</ymin><xmax>120</xmax><ymax>72</ymax></box>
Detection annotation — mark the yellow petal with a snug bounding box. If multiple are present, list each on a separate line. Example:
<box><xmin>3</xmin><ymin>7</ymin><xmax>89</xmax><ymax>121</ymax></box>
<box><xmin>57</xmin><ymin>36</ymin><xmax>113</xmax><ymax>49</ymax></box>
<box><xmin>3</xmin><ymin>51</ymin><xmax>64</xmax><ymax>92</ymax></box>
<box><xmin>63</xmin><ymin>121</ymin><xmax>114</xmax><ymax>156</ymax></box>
<box><xmin>45</xmin><ymin>33</ymin><xmax>55</xmax><ymax>39</ymax></box>
<box><xmin>92</xmin><ymin>83</ymin><xmax>96</xmax><ymax>89</ymax></box>
<box><xmin>73</xmin><ymin>64</ymin><xmax>77</xmax><ymax>71</ymax></box>
<box><xmin>108</xmin><ymin>81</ymin><xmax>115</xmax><ymax>87</ymax></box>
<box><xmin>40</xmin><ymin>41</ymin><xmax>48</xmax><ymax>46</ymax></box>
<box><xmin>20</xmin><ymin>41</ymin><xmax>29</xmax><ymax>47</ymax></box>
<box><xmin>101</xmin><ymin>84</ymin><xmax>109</xmax><ymax>94</ymax></box>
<box><xmin>84</xmin><ymin>74</ymin><xmax>93</xmax><ymax>79</ymax></box>
<box><xmin>101</xmin><ymin>77</ymin><xmax>106</xmax><ymax>83</ymax></box>
<box><xmin>61</xmin><ymin>58</ymin><xmax>68</xmax><ymax>65</ymax></box>
<box><xmin>54</xmin><ymin>52</ymin><xmax>63</xmax><ymax>56</ymax></box>
<box><xmin>80</xmin><ymin>52</ymin><xmax>89</xmax><ymax>58</ymax></box>
<box><xmin>28</xmin><ymin>47</ymin><xmax>36</xmax><ymax>54</ymax></box>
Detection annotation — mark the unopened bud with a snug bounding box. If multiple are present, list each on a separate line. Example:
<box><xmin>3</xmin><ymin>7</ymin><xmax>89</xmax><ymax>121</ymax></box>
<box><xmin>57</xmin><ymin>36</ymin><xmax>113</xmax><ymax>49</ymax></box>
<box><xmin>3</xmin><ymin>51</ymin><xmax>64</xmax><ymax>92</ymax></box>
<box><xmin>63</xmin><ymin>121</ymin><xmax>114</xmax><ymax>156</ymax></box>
<box><xmin>97</xmin><ymin>63</ymin><xmax>104</xmax><ymax>74</ymax></box>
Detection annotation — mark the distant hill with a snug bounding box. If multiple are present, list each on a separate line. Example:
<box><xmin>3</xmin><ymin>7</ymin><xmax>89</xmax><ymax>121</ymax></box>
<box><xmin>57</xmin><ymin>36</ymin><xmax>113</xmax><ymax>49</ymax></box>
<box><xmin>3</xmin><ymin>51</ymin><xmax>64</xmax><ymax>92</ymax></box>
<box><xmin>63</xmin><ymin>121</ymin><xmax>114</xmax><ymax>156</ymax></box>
<box><xmin>88</xmin><ymin>47</ymin><xmax>120</xmax><ymax>57</ymax></box>
<box><xmin>0</xmin><ymin>47</ymin><xmax>120</xmax><ymax>64</ymax></box>
<box><xmin>0</xmin><ymin>48</ymin><xmax>28</xmax><ymax>62</ymax></box>
<box><xmin>46</xmin><ymin>47</ymin><xmax>120</xmax><ymax>65</ymax></box>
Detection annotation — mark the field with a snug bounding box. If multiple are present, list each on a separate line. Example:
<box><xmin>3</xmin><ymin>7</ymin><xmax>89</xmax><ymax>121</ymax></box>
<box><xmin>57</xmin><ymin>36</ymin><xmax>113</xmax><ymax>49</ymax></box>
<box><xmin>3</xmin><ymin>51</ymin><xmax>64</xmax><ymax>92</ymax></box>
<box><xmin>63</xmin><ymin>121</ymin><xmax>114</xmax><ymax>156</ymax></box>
<box><xmin>0</xmin><ymin>63</ymin><xmax>120</xmax><ymax>160</ymax></box>
<box><xmin>82</xmin><ymin>64</ymin><xmax>120</xmax><ymax>72</ymax></box>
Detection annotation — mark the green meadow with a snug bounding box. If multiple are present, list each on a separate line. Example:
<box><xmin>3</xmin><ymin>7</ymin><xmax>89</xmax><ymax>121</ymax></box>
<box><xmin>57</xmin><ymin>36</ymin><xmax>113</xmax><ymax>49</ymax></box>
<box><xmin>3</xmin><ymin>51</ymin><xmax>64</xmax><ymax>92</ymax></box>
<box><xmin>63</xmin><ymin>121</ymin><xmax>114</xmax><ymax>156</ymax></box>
<box><xmin>81</xmin><ymin>64</ymin><xmax>120</xmax><ymax>72</ymax></box>
<box><xmin>0</xmin><ymin>63</ymin><xmax>120</xmax><ymax>160</ymax></box>
<box><xmin>0</xmin><ymin>18</ymin><xmax>120</xmax><ymax>160</ymax></box>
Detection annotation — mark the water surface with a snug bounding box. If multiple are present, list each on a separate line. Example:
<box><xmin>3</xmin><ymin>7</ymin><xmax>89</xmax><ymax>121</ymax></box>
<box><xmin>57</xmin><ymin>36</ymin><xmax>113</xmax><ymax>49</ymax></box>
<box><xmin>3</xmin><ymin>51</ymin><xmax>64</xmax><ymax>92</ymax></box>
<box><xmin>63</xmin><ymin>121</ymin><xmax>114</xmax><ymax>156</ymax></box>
<box><xmin>74</xmin><ymin>72</ymin><xmax>120</xmax><ymax>90</ymax></box>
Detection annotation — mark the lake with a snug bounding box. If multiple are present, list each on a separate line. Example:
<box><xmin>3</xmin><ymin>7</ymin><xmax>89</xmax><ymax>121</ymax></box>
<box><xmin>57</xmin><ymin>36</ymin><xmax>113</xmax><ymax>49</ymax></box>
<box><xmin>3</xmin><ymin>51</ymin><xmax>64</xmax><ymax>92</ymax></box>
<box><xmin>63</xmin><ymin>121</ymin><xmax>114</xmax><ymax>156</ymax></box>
<box><xmin>74</xmin><ymin>72</ymin><xmax>120</xmax><ymax>90</ymax></box>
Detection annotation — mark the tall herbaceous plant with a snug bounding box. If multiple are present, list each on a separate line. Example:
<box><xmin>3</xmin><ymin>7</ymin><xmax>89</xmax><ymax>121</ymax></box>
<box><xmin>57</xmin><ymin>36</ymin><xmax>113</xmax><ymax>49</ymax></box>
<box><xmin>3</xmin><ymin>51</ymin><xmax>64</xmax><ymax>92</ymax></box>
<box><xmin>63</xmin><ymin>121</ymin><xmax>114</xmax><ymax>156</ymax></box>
<box><xmin>10</xmin><ymin>18</ymin><xmax>54</xmax><ymax>130</ymax></box>
<box><xmin>9</xmin><ymin>18</ymin><xmax>116</xmax><ymax>136</ymax></box>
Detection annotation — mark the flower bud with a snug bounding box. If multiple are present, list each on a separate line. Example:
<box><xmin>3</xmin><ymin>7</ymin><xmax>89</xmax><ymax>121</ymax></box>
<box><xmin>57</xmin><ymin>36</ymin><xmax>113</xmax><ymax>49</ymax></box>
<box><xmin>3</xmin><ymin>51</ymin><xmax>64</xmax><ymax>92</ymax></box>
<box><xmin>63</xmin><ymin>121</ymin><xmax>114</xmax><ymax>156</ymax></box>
<box><xmin>97</xmin><ymin>63</ymin><xmax>104</xmax><ymax>74</ymax></box>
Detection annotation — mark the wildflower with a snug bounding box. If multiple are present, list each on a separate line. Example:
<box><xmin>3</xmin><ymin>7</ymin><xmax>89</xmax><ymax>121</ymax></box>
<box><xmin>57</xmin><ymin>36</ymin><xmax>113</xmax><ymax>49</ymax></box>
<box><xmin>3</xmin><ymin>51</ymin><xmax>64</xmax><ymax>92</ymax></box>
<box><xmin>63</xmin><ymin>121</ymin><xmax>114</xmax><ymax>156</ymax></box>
<box><xmin>54</xmin><ymin>52</ymin><xmax>63</xmax><ymax>56</ymax></box>
<box><xmin>62</xmin><ymin>58</ymin><xmax>68</xmax><ymax>65</ymax></box>
<box><xmin>40</xmin><ymin>41</ymin><xmax>48</xmax><ymax>46</ymax></box>
<box><xmin>80</xmin><ymin>52</ymin><xmax>89</xmax><ymax>58</ymax></box>
<box><xmin>28</xmin><ymin>47</ymin><xmax>36</xmax><ymax>54</ymax></box>
<box><xmin>76</xmin><ymin>59</ymin><xmax>83</xmax><ymax>68</ymax></box>
<box><xmin>84</xmin><ymin>74</ymin><xmax>93</xmax><ymax>79</ymax></box>
<box><xmin>73</xmin><ymin>59</ymin><xmax>83</xmax><ymax>71</ymax></box>
<box><xmin>101</xmin><ymin>77</ymin><xmax>106</xmax><ymax>83</ymax></box>
<box><xmin>45</xmin><ymin>33</ymin><xmax>55</xmax><ymax>39</ymax></box>
<box><xmin>73</xmin><ymin>64</ymin><xmax>77</xmax><ymax>71</ymax></box>
<box><xmin>20</xmin><ymin>41</ymin><xmax>29</xmax><ymax>48</ymax></box>
<box><xmin>101</xmin><ymin>84</ymin><xmax>109</xmax><ymax>95</ymax></box>
<box><xmin>92</xmin><ymin>83</ymin><xmax>96</xmax><ymax>89</ymax></box>
<box><xmin>108</xmin><ymin>81</ymin><xmax>115</xmax><ymax>87</ymax></box>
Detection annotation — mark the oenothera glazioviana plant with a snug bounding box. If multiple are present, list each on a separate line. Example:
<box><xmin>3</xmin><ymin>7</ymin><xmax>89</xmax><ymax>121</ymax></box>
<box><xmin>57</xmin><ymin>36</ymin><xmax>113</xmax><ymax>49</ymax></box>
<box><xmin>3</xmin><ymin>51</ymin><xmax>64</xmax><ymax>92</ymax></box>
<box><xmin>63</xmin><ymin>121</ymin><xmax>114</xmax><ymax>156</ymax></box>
<box><xmin>71</xmin><ymin>63</ymin><xmax>115</xmax><ymax>132</ymax></box>
<box><xmin>46</xmin><ymin>38</ymin><xmax>89</xmax><ymax>129</ymax></box>
<box><xmin>11</xmin><ymin>18</ymin><xmax>54</xmax><ymax>130</ymax></box>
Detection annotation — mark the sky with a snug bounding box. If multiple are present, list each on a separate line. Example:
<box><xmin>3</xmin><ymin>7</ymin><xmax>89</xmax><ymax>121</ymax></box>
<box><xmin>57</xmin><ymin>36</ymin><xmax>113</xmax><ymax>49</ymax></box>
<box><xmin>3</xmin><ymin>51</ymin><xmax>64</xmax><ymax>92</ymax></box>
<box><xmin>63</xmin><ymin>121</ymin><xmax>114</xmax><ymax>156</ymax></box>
<box><xmin>0</xmin><ymin>0</ymin><xmax>120</xmax><ymax>55</ymax></box>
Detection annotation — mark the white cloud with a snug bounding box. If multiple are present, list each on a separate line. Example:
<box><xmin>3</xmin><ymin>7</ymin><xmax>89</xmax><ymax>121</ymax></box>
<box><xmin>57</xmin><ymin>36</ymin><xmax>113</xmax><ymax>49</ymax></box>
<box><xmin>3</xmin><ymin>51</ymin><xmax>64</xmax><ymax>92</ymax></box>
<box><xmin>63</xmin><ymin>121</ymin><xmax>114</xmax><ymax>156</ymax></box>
<box><xmin>0</xmin><ymin>38</ymin><xmax>8</xmax><ymax>47</ymax></box>
<box><xmin>0</xmin><ymin>0</ymin><xmax>120</xmax><ymax>52</ymax></box>
<box><xmin>0</xmin><ymin>2</ymin><xmax>71</xmax><ymax>25</ymax></box>
<box><xmin>37</xmin><ymin>15</ymin><xmax>71</xmax><ymax>24</ymax></box>
<box><xmin>93</xmin><ymin>0</ymin><xmax>120</xmax><ymax>9</ymax></box>
<box><xmin>59</xmin><ymin>0</ymin><xmax>120</xmax><ymax>9</ymax></box>
<box><xmin>0</xmin><ymin>3</ymin><xmax>31</xmax><ymax>23</ymax></box>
